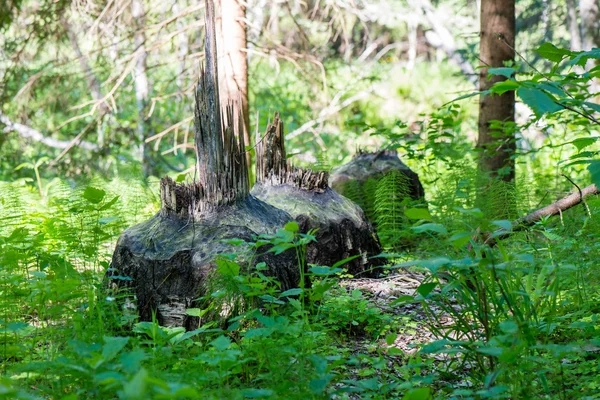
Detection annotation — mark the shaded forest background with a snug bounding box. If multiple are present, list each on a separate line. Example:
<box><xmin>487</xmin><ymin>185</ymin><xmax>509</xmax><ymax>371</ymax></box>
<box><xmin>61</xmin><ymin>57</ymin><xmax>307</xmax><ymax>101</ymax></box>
<box><xmin>2</xmin><ymin>0</ymin><xmax>597</xmax><ymax>181</ymax></box>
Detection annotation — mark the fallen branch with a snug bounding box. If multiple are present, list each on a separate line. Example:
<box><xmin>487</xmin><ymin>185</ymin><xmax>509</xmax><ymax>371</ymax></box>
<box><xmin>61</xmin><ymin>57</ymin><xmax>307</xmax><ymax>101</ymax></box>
<box><xmin>484</xmin><ymin>183</ymin><xmax>599</xmax><ymax>245</ymax></box>
<box><xmin>1</xmin><ymin>113</ymin><xmax>98</xmax><ymax>151</ymax></box>
<box><xmin>516</xmin><ymin>184</ymin><xmax>599</xmax><ymax>227</ymax></box>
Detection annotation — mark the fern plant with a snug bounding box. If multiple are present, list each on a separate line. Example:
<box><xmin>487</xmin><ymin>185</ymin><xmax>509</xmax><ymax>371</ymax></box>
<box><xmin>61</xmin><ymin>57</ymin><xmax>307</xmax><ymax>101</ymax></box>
<box><xmin>374</xmin><ymin>170</ymin><xmax>415</xmax><ymax>250</ymax></box>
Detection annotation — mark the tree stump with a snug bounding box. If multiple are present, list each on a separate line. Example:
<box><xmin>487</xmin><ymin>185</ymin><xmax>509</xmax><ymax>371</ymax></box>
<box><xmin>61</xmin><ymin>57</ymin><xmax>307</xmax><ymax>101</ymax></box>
<box><xmin>250</xmin><ymin>115</ymin><xmax>384</xmax><ymax>277</ymax></box>
<box><xmin>108</xmin><ymin>1</ymin><xmax>299</xmax><ymax>328</ymax></box>
<box><xmin>329</xmin><ymin>150</ymin><xmax>425</xmax><ymax>223</ymax></box>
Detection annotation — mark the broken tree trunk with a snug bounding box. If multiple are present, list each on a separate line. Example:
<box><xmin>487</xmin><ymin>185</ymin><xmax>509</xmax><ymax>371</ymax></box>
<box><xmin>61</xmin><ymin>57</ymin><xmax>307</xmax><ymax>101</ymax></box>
<box><xmin>330</xmin><ymin>150</ymin><xmax>425</xmax><ymax>223</ymax></box>
<box><xmin>250</xmin><ymin>115</ymin><xmax>384</xmax><ymax>277</ymax></box>
<box><xmin>108</xmin><ymin>0</ymin><xmax>299</xmax><ymax>328</ymax></box>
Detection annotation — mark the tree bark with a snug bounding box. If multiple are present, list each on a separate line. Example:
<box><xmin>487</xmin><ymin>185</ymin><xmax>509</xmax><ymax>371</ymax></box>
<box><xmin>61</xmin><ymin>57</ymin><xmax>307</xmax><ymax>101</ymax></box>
<box><xmin>477</xmin><ymin>0</ymin><xmax>516</xmax><ymax>182</ymax></box>
<box><xmin>215</xmin><ymin>0</ymin><xmax>251</xmax><ymax>167</ymax></box>
<box><xmin>567</xmin><ymin>0</ymin><xmax>582</xmax><ymax>50</ymax></box>
<box><xmin>580</xmin><ymin>0</ymin><xmax>600</xmax><ymax>51</ymax></box>
<box><xmin>131</xmin><ymin>0</ymin><xmax>151</xmax><ymax>176</ymax></box>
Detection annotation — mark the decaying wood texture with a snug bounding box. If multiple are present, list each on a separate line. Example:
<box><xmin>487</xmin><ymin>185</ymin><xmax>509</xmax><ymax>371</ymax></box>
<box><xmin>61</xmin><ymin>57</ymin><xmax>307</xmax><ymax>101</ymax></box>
<box><xmin>255</xmin><ymin>114</ymin><xmax>328</xmax><ymax>191</ymax></box>
<box><xmin>252</xmin><ymin>114</ymin><xmax>384</xmax><ymax>277</ymax></box>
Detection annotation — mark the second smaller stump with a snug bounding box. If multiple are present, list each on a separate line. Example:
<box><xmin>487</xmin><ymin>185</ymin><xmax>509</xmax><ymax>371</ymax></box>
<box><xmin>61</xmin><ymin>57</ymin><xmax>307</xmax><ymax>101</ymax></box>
<box><xmin>250</xmin><ymin>115</ymin><xmax>384</xmax><ymax>277</ymax></box>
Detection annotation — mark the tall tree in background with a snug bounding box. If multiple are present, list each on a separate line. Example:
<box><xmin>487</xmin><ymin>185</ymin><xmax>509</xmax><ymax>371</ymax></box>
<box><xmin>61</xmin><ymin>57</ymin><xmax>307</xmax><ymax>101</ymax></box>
<box><xmin>477</xmin><ymin>0</ymin><xmax>516</xmax><ymax>182</ymax></box>
<box><xmin>132</xmin><ymin>0</ymin><xmax>151</xmax><ymax>176</ymax></box>
<box><xmin>216</xmin><ymin>0</ymin><xmax>251</xmax><ymax>166</ymax></box>
<box><xmin>580</xmin><ymin>0</ymin><xmax>600</xmax><ymax>51</ymax></box>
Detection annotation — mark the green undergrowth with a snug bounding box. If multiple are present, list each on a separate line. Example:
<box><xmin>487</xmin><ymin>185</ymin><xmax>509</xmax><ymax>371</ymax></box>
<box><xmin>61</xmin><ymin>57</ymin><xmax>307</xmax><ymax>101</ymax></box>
<box><xmin>0</xmin><ymin>168</ymin><xmax>599</xmax><ymax>399</ymax></box>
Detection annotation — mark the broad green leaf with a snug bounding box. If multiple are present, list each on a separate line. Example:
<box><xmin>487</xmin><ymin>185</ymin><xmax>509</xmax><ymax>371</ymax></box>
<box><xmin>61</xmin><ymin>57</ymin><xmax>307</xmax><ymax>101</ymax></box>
<box><xmin>448</xmin><ymin>231</ymin><xmax>472</xmax><ymax>248</ymax></box>
<box><xmin>284</xmin><ymin>221</ymin><xmax>299</xmax><ymax>232</ymax></box>
<box><xmin>216</xmin><ymin>258</ymin><xmax>240</xmax><ymax>276</ymax></box>
<box><xmin>492</xmin><ymin>220</ymin><xmax>512</xmax><ymax>231</ymax></box>
<box><xmin>476</xmin><ymin>346</ymin><xmax>504</xmax><ymax>357</ymax></box>
<box><xmin>570</xmin><ymin>137</ymin><xmax>598</xmax><ymax>151</ymax></box>
<box><xmin>568</xmin><ymin>48</ymin><xmax>600</xmax><ymax>66</ymax></box>
<box><xmin>83</xmin><ymin>186</ymin><xmax>106</xmax><ymax>204</ymax></box>
<box><xmin>537</xmin><ymin>82</ymin><xmax>564</xmax><ymax>97</ymax></box>
<box><xmin>517</xmin><ymin>87</ymin><xmax>563</xmax><ymax>117</ymax></box>
<box><xmin>588</xmin><ymin>160</ymin><xmax>600</xmax><ymax>188</ymax></box>
<box><xmin>280</xmin><ymin>288</ymin><xmax>303</xmax><ymax>297</ymax></box>
<box><xmin>186</xmin><ymin>308</ymin><xmax>209</xmax><ymax>317</ymax></box>
<box><xmin>488</xmin><ymin>67</ymin><xmax>516</xmax><ymax>79</ymax></box>
<box><xmin>455</xmin><ymin>207</ymin><xmax>484</xmax><ymax>219</ymax></box>
<box><xmin>175</xmin><ymin>173</ymin><xmax>187</xmax><ymax>183</ymax></box>
<box><xmin>309</xmin><ymin>265</ymin><xmax>343</xmax><ymax>276</ymax></box>
<box><xmin>310</xmin><ymin>280</ymin><xmax>335</xmax><ymax>301</ymax></box>
<box><xmin>99</xmin><ymin>195</ymin><xmax>119</xmax><ymax>211</ymax></box>
<box><xmin>583</xmin><ymin>101</ymin><xmax>600</xmax><ymax>113</ymax></box>
<box><xmin>210</xmin><ymin>335</ymin><xmax>231</xmax><ymax>351</ymax></box>
<box><xmin>417</xmin><ymin>282</ymin><xmax>438</xmax><ymax>298</ymax></box>
<box><xmin>499</xmin><ymin>320</ymin><xmax>518</xmax><ymax>334</ymax></box>
<box><xmin>490</xmin><ymin>80</ymin><xmax>520</xmax><ymax>95</ymax></box>
<box><xmin>535</xmin><ymin>42</ymin><xmax>573</xmax><ymax>62</ymax></box>
<box><xmin>122</xmin><ymin>368</ymin><xmax>148</xmax><ymax>399</ymax></box>
<box><xmin>402</xmin><ymin>387</ymin><xmax>433</xmax><ymax>400</ymax></box>
<box><xmin>405</xmin><ymin>208</ymin><xmax>431</xmax><ymax>220</ymax></box>
<box><xmin>102</xmin><ymin>336</ymin><xmax>129</xmax><ymax>363</ymax></box>
<box><xmin>412</xmin><ymin>223</ymin><xmax>447</xmax><ymax>235</ymax></box>
<box><xmin>241</xmin><ymin>388</ymin><xmax>275</xmax><ymax>398</ymax></box>
<box><xmin>385</xmin><ymin>333</ymin><xmax>397</xmax><ymax>346</ymax></box>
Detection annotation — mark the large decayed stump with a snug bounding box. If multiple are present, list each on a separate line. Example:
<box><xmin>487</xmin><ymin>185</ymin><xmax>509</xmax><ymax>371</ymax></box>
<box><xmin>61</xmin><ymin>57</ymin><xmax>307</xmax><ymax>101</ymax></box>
<box><xmin>330</xmin><ymin>150</ymin><xmax>425</xmax><ymax>223</ymax></box>
<box><xmin>108</xmin><ymin>1</ymin><xmax>299</xmax><ymax>328</ymax></box>
<box><xmin>251</xmin><ymin>115</ymin><xmax>384</xmax><ymax>277</ymax></box>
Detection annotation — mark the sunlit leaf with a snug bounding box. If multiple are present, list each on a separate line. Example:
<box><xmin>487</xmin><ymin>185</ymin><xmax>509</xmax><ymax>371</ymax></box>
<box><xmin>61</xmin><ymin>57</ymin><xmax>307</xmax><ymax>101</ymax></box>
<box><xmin>83</xmin><ymin>186</ymin><xmax>106</xmax><ymax>204</ymax></box>
<box><xmin>535</xmin><ymin>42</ymin><xmax>573</xmax><ymax>62</ymax></box>
<box><xmin>517</xmin><ymin>87</ymin><xmax>564</xmax><ymax>117</ymax></box>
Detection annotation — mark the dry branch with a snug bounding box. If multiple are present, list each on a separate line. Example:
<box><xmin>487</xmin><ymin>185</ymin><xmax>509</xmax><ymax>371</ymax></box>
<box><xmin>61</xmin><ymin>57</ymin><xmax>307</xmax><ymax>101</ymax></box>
<box><xmin>1</xmin><ymin>113</ymin><xmax>97</xmax><ymax>151</ymax></box>
<box><xmin>516</xmin><ymin>184</ymin><xmax>599</xmax><ymax>227</ymax></box>
<box><xmin>485</xmin><ymin>183</ymin><xmax>600</xmax><ymax>245</ymax></box>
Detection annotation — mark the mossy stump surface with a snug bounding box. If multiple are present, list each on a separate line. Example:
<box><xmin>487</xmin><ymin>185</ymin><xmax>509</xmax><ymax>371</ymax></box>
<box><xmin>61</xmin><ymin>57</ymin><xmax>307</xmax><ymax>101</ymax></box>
<box><xmin>109</xmin><ymin>185</ymin><xmax>297</xmax><ymax>328</ymax></box>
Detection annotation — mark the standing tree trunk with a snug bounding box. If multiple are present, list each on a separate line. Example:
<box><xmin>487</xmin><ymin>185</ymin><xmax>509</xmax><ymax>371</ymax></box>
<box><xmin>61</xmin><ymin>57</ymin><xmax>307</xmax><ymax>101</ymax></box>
<box><xmin>216</xmin><ymin>0</ymin><xmax>251</xmax><ymax>168</ymax></box>
<box><xmin>172</xmin><ymin>0</ymin><xmax>189</xmax><ymax>92</ymax></box>
<box><xmin>579</xmin><ymin>0</ymin><xmax>600</xmax><ymax>91</ymax></box>
<box><xmin>132</xmin><ymin>0</ymin><xmax>151</xmax><ymax>177</ymax></box>
<box><xmin>477</xmin><ymin>0</ymin><xmax>516</xmax><ymax>182</ymax></box>
<box><xmin>567</xmin><ymin>0</ymin><xmax>582</xmax><ymax>50</ymax></box>
<box><xmin>580</xmin><ymin>0</ymin><xmax>600</xmax><ymax>51</ymax></box>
